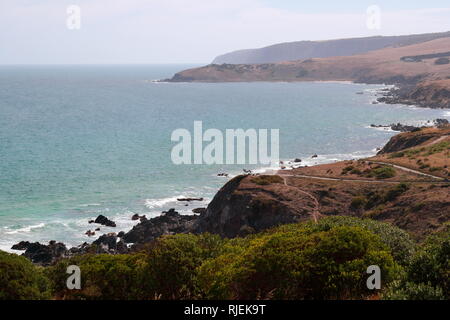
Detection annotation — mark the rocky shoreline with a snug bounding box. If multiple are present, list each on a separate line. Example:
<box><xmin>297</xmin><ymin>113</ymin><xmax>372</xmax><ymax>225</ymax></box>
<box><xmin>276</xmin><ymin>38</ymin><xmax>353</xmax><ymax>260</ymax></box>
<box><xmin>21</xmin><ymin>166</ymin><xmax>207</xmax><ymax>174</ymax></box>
<box><xmin>370</xmin><ymin>118</ymin><xmax>449</xmax><ymax>132</ymax></box>
<box><xmin>376</xmin><ymin>82</ymin><xmax>450</xmax><ymax>109</ymax></box>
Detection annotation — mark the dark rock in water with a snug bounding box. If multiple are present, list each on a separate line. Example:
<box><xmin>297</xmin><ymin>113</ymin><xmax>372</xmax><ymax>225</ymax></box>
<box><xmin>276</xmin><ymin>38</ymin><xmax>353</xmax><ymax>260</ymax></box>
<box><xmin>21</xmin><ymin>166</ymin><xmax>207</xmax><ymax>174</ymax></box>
<box><xmin>11</xmin><ymin>241</ymin><xmax>32</xmax><ymax>251</ymax></box>
<box><xmin>162</xmin><ymin>208</ymin><xmax>179</xmax><ymax>217</ymax></box>
<box><xmin>217</xmin><ymin>173</ymin><xmax>229</xmax><ymax>177</ymax></box>
<box><xmin>434</xmin><ymin>118</ymin><xmax>449</xmax><ymax>127</ymax></box>
<box><xmin>88</xmin><ymin>220</ymin><xmax>95</xmax><ymax>224</ymax></box>
<box><xmin>177</xmin><ymin>197</ymin><xmax>204</xmax><ymax>202</ymax></box>
<box><xmin>19</xmin><ymin>241</ymin><xmax>68</xmax><ymax>266</ymax></box>
<box><xmin>85</xmin><ymin>230</ymin><xmax>96</xmax><ymax>237</ymax></box>
<box><xmin>94</xmin><ymin>215</ymin><xmax>116</xmax><ymax>227</ymax></box>
<box><xmin>390</xmin><ymin>123</ymin><xmax>418</xmax><ymax>132</ymax></box>
<box><xmin>311</xmin><ymin>154</ymin><xmax>318</xmax><ymax>158</ymax></box>
<box><xmin>371</xmin><ymin>122</ymin><xmax>420</xmax><ymax>132</ymax></box>
<box><xmin>293</xmin><ymin>158</ymin><xmax>302</xmax><ymax>163</ymax></box>
<box><xmin>122</xmin><ymin>209</ymin><xmax>197</xmax><ymax>245</ymax></box>
<box><xmin>356</xmin><ymin>92</ymin><xmax>364</xmax><ymax>95</ymax></box>
<box><xmin>132</xmin><ymin>214</ymin><xmax>146</xmax><ymax>221</ymax></box>
<box><xmin>117</xmin><ymin>231</ymin><xmax>125</xmax><ymax>238</ymax></box>
<box><xmin>192</xmin><ymin>208</ymin><xmax>206</xmax><ymax>214</ymax></box>
<box><xmin>95</xmin><ymin>228</ymin><xmax>100</xmax><ymax>231</ymax></box>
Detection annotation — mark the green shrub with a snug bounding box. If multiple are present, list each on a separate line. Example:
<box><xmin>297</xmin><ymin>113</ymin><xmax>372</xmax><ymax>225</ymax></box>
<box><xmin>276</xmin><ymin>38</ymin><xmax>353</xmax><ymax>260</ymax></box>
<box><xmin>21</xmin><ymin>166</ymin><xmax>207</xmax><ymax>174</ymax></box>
<box><xmin>0</xmin><ymin>250</ymin><xmax>51</xmax><ymax>300</ymax></box>
<box><xmin>406</xmin><ymin>226</ymin><xmax>449</xmax><ymax>297</ymax></box>
<box><xmin>384</xmin><ymin>183</ymin><xmax>410</xmax><ymax>202</ymax></box>
<box><xmin>198</xmin><ymin>225</ymin><xmax>397</xmax><ymax>300</ymax></box>
<box><xmin>280</xmin><ymin>216</ymin><xmax>415</xmax><ymax>266</ymax></box>
<box><xmin>364</xmin><ymin>183</ymin><xmax>409</xmax><ymax>209</ymax></box>
<box><xmin>383</xmin><ymin>280</ymin><xmax>445</xmax><ymax>300</ymax></box>
<box><xmin>350</xmin><ymin>196</ymin><xmax>367</xmax><ymax>210</ymax></box>
<box><xmin>47</xmin><ymin>253</ymin><xmax>148</xmax><ymax>300</ymax></box>
<box><xmin>341</xmin><ymin>166</ymin><xmax>354</xmax><ymax>175</ymax></box>
<box><xmin>425</xmin><ymin>141</ymin><xmax>450</xmax><ymax>155</ymax></box>
<box><xmin>368</xmin><ymin>166</ymin><xmax>396</xmax><ymax>179</ymax></box>
<box><xmin>142</xmin><ymin>233</ymin><xmax>226</xmax><ymax>299</ymax></box>
<box><xmin>382</xmin><ymin>226</ymin><xmax>449</xmax><ymax>300</ymax></box>
<box><xmin>388</xmin><ymin>152</ymin><xmax>405</xmax><ymax>159</ymax></box>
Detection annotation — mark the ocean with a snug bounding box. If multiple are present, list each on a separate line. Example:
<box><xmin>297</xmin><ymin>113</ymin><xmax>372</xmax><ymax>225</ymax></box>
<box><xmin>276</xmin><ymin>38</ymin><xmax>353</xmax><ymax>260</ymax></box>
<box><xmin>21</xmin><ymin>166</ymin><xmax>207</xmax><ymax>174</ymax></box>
<box><xmin>0</xmin><ymin>64</ymin><xmax>448</xmax><ymax>251</ymax></box>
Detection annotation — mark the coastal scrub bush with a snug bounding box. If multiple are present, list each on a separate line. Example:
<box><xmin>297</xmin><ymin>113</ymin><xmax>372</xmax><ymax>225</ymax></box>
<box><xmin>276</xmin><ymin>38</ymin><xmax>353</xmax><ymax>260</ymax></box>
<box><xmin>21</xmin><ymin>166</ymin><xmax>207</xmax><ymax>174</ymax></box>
<box><xmin>141</xmin><ymin>233</ymin><xmax>226</xmax><ymax>299</ymax></box>
<box><xmin>47</xmin><ymin>253</ymin><xmax>148</xmax><ymax>300</ymax></box>
<box><xmin>0</xmin><ymin>250</ymin><xmax>51</xmax><ymax>300</ymax></box>
<box><xmin>341</xmin><ymin>165</ymin><xmax>355</xmax><ymax>174</ymax></box>
<box><xmin>384</xmin><ymin>183</ymin><xmax>410</xmax><ymax>202</ymax></box>
<box><xmin>367</xmin><ymin>166</ymin><xmax>396</xmax><ymax>179</ymax></box>
<box><xmin>383</xmin><ymin>280</ymin><xmax>445</xmax><ymax>300</ymax></box>
<box><xmin>363</xmin><ymin>183</ymin><xmax>409</xmax><ymax>210</ymax></box>
<box><xmin>382</xmin><ymin>226</ymin><xmax>449</xmax><ymax>300</ymax></box>
<box><xmin>276</xmin><ymin>216</ymin><xmax>415</xmax><ymax>266</ymax></box>
<box><xmin>350</xmin><ymin>196</ymin><xmax>367</xmax><ymax>210</ymax></box>
<box><xmin>388</xmin><ymin>152</ymin><xmax>405</xmax><ymax>159</ymax></box>
<box><xmin>198</xmin><ymin>225</ymin><xmax>397</xmax><ymax>300</ymax></box>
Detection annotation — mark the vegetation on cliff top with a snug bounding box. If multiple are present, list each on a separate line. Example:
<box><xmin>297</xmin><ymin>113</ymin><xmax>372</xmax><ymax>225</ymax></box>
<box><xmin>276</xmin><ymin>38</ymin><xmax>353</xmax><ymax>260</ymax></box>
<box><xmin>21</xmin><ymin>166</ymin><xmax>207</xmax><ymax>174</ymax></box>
<box><xmin>2</xmin><ymin>217</ymin><xmax>447</xmax><ymax>300</ymax></box>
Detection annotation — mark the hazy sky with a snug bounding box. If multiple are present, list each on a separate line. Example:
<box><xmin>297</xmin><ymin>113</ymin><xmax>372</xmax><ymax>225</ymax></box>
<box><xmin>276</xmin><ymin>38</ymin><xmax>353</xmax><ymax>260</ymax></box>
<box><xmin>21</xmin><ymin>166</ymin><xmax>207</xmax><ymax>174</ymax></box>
<box><xmin>1</xmin><ymin>0</ymin><xmax>450</xmax><ymax>64</ymax></box>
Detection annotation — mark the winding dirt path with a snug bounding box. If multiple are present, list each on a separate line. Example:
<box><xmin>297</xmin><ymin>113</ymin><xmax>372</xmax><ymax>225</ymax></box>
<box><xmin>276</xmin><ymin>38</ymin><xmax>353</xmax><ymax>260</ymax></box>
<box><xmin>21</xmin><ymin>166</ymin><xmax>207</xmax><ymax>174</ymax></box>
<box><xmin>275</xmin><ymin>159</ymin><xmax>448</xmax><ymax>223</ymax></box>
<box><xmin>281</xmin><ymin>176</ymin><xmax>322</xmax><ymax>222</ymax></box>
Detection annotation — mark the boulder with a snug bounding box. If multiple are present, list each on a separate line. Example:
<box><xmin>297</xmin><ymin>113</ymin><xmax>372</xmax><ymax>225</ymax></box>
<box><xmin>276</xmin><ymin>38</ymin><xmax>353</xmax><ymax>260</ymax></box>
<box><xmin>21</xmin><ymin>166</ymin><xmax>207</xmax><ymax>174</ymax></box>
<box><xmin>19</xmin><ymin>241</ymin><xmax>68</xmax><ymax>266</ymax></box>
<box><xmin>122</xmin><ymin>209</ymin><xmax>197</xmax><ymax>244</ymax></box>
<box><xmin>11</xmin><ymin>241</ymin><xmax>32</xmax><ymax>251</ymax></box>
<box><xmin>94</xmin><ymin>215</ymin><xmax>116</xmax><ymax>227</ymax></box>
<box><xmin>177</xmin><ymin>197</ymin><xmax>204</xmax><ymax>202</ymax></box>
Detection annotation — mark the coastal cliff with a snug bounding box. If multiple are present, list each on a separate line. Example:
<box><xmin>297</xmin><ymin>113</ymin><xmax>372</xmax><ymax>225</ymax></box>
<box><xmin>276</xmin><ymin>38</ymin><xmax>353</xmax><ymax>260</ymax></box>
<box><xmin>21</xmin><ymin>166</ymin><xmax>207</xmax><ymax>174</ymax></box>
<box><xmin>167</xmin><ymin>37</ymin><xmax>450</xmax><ymax>109</ymax></box>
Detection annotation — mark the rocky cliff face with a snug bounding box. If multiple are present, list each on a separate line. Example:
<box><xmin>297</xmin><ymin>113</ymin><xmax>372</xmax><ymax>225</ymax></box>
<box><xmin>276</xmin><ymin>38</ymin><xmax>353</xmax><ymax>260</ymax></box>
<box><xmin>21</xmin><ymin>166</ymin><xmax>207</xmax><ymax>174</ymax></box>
<box><xmin>192</xmin><ymin>175</ymin><xmax>314</xmax><ymax>238</ymax></box>
<box><xmin>378</xmin><ymin>128</ymin><xmax>444</xmax><ymax>154</ymax></box>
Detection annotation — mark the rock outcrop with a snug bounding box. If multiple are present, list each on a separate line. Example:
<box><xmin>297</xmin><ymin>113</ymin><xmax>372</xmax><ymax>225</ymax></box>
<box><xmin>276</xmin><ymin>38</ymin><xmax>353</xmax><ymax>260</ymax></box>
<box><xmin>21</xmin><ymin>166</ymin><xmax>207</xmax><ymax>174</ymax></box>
<box><xmin>122</xmin><ymin>209</ymin><xmax>197</xmax><ymax>244</ymax></box>
<box><xmin>11</xmin><ymin>241</ymin><xmax>68</xmax><ymax>266</ymax></box>
<box><xmin>192</xmin><ymin>175</ymin><xmax>313</xmax><ymax>238</ymax></box>
<box><xmin>377</xmin><ymin>129</ymin><xmax>444</xmax><ymax>154</ymax></box>
<box><xmin>93</xmin><ymin>215</ymin><xmax>116</xmax><ymax>227</ymax></box>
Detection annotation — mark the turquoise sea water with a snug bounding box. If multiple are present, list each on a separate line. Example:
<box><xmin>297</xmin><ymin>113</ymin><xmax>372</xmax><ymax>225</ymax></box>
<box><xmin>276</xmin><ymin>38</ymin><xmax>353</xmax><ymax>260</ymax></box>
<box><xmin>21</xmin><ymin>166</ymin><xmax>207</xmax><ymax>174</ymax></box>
<box><xmin>0</xmin><ymin>65</ymin><xmax>448</xmax><ymax>250</ymax></box>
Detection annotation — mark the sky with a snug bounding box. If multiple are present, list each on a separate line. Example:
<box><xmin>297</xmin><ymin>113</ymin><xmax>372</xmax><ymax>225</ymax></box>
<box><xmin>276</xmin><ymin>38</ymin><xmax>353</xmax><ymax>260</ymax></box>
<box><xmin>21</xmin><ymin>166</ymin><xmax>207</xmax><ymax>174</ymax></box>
<box><xmin>1</xmin><ymin>0</ymin><xmax>450</xmax><ymax>64</ymax></box>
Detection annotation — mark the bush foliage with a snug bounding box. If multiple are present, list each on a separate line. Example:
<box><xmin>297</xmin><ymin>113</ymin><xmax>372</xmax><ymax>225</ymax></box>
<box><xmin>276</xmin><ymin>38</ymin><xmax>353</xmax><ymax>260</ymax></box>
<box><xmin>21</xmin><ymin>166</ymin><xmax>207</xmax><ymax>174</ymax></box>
<box><xmin>0</xmin><ymin>251</ymin><xmax>51</xmax><ymax>300</ymax></box>
<box><xmin>0</xmin><ymin>217</ymin><xmax>445</xmax><ymax>300</ymax></box>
